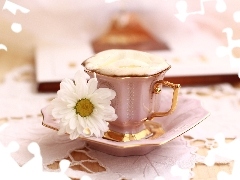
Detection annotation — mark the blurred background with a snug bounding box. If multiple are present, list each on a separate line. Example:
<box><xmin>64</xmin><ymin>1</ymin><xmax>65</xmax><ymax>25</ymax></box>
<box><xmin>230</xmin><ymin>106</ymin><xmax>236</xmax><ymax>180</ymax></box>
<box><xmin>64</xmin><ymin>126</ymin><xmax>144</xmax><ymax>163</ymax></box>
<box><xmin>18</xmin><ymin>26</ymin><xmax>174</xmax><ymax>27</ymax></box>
<box><xmin>0</xmin><ymin>0</ymin><xmax>239</xmax><ymax>89</ymax></box>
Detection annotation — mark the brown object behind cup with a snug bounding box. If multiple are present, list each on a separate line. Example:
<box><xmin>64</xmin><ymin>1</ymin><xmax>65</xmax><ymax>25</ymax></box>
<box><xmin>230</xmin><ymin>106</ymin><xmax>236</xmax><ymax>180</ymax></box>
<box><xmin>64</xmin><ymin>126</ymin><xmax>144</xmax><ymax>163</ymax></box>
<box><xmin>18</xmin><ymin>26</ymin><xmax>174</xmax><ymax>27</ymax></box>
<box><xmin>91</xmin><ymin>12</ymin><xmax>169</xmax><ymax>53</ymax></box>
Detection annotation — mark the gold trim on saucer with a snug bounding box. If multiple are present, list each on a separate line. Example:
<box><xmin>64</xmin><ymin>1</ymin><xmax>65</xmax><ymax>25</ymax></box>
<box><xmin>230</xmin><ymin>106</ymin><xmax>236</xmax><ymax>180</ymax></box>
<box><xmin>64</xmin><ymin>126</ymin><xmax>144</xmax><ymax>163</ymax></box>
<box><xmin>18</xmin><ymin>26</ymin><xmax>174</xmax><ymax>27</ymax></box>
<box><xmin>42</xmin><ymin>121</ymin><xmax>58</xmax><ymax>131</ymax></box>
<box><xmin>103</xmin><ymin>128</ymin><xmax>152</xmax><ymax>142</ymax></box>
<box><xmin>103</xmin><ymin>120</ymin><xmax>164</xmax><ymax>142</ymax></box>
<box><xmin>42</xmin><ymin>117</ymin><xmax>165</xmax><ymax>142</ymax></box>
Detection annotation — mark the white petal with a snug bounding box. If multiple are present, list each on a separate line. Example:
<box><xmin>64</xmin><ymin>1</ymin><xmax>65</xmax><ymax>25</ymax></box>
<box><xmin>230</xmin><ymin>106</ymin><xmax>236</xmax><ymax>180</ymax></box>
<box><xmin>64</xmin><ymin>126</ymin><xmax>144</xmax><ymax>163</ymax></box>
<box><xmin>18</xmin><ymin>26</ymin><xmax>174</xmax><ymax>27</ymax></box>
<box><xmin>51</xmin><ymin>98</ymin><xmax>66</xmax><ymax>107</ymax></box>
<box><xmin>91</xmin><ymin>88</ymin><xmax>116</xmax><ymax>104</ymax></box>
<box><xmin>52</xmin><ymin>106</ymin><xmax>68</xmax><ymax>114</ymax></box>
<box><xmin>77</xmin><ymin>114</ymin><xmax>86</xmax><ymax>128</ymax></box>
<box><xmin>94</xmin><ymin>118</ymin><xmax>109</xmax><ymax>132</ymax></box>
<box><xmin>67</xmin><ymin>102</ymin><xmax>76</xmax><ymax>108</ymax></box>
<box><xmin>75</xmin><ymin>78</ymin><xmax>88</xmax><ymax>99</ymax></box>
<box><xmin>65</xmin><ymin>125</ymin><xmax>74</xmax><ymax>134</ymax></box>
<box><xmin>69</xmin><ymin>130</ymin><xmax>80</xmax><ymax>140</ymax></box>
<box><xmin>76</xmin><ymin>120</ymin><xmax>84</xmax><ymax>134</ymax></box>
<box><xmin>86</xmin><ymin>117</ymin><xmax>102</xmax><ymax>137</ymax></box>
<box><xmin>59</xmin><ymin>78</ymin><xmax>75</xmax><ymax>94</ymax></box>
<box><xmin>59</xmin><ymin>108</ymin><xmax>74</xmax><ymax>115</ymax></box>
<box><xmin>74</xmin><ymin>68</ymin><xmax>90</xmax><ymax>81</ymax></box>
<box><xmin>69</xmin><ymin>116</ymin><xmax>78</xmax><ymax>129</ymax></box>
<box><xmin>52</xmin><ymin>103</ymin><xmax>69</xmax><ymax>116</ymax></box>
<box><xmin>102</xmin><ymin>106</ymin><xmax>118</xmax><ymax>121</ymax></box>
<box><xmin>64</xmin><ymin>111</ymin><xmax>76</xmax><ymax>119</ymax></box>
<box><xmin>52</xmin><ymin>109</ymin><xmax>64</xmax><ymax>119</ymax></box>
<box><xmin>62</xmin><ymin>119</ymin><xmax>70</xmax><ymax>126</ymax></box>
<box><xmin>58</xmin><ymin>91</ymin><xmax>78</xmax><ymax>103</ymax></box>
<box><xmin>87</xmin><ymin>78</ymin><xmax>98</xmax><ymax>95</ymax></box>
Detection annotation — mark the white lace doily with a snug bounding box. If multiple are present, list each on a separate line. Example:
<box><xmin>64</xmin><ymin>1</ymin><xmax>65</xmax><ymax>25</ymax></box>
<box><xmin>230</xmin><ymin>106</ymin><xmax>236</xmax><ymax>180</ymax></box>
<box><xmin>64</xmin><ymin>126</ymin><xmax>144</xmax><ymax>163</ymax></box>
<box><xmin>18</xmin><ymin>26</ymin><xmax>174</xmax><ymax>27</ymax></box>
<box><xmin>0</xmin><ymin>116</ymin><xmax>196</xmax><ymax>180</ymax></box>
<box><xmin>182</xmin><ymin>83</ymin><xmax>240</xmax><ymax>140</ymax></box>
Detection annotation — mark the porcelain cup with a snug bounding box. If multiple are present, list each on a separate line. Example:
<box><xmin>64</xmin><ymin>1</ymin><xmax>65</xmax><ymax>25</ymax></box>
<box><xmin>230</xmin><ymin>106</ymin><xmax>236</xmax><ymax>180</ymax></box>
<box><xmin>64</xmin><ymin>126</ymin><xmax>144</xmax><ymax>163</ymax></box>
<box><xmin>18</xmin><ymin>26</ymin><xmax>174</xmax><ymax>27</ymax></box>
<box><xmin>84</xmin><ymin>67</ymin><xmax>180</xmax><ymax>134</ymax></box>
<box><xmin>83</xmin><ymin>49</ymin><xmax>180</xmax><ymax>141</ymax></box>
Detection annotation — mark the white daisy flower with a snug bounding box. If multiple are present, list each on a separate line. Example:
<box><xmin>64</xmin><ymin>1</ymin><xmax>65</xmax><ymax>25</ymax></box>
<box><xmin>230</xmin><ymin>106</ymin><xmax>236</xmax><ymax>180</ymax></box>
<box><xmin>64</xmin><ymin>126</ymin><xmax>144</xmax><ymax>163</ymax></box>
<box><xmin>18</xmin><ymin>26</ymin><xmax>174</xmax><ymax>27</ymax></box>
<box><xmin>50</xmin><ymin>68</ymin><xmax>117</xmax><ymax>140</ymax></box>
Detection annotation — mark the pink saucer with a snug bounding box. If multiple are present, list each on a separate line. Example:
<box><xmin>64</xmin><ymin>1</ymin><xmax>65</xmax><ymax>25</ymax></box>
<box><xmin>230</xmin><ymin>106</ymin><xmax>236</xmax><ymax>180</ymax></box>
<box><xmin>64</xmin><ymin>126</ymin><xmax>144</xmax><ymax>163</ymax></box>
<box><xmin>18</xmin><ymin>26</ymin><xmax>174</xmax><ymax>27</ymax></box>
<box><xmin>42</xmin><ymin>95</ymin><xmax>209</xmax><ymax>156</ymax></box>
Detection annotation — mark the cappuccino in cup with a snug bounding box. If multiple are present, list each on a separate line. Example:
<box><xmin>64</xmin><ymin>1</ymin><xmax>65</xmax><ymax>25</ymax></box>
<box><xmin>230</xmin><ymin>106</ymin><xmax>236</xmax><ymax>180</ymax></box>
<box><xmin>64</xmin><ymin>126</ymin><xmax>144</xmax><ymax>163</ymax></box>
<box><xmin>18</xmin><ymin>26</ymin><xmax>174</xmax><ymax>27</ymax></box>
<box><xmin>82</xmin><ymin>49</ymin><xmax>180</xmax><ymax>141</ymax></box>
<box><xmin>83</xmin><ymin>49</ymin><xmax>170</xmax><ymax>76</ymax></box>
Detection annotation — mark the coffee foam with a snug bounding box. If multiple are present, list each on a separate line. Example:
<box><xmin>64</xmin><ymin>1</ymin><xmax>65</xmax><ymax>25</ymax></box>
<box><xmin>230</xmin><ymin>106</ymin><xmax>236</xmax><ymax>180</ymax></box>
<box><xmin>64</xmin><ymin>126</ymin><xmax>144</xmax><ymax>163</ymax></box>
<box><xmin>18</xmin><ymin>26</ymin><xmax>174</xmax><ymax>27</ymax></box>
<box><xmin>83</xmin><ymin>49</ymin><xmax>170</xmax><ymax>76</ymax></box>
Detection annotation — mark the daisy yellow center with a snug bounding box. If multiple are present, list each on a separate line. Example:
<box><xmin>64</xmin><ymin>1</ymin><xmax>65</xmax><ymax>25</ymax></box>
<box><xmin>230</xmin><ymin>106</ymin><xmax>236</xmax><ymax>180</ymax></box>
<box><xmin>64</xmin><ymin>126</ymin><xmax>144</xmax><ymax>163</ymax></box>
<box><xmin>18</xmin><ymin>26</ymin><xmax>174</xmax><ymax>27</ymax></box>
<box><xmin>75</xmin><ymin>98</ymin><xmax>94</xmax><ymax>117</ymax></box>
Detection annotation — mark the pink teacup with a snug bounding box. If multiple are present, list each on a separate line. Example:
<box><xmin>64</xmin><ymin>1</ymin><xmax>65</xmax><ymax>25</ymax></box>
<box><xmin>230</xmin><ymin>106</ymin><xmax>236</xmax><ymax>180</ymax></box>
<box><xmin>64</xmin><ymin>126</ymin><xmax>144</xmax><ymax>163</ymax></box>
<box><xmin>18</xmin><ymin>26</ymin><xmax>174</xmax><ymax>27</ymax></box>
<box><xmin>82</xmin><ymin>49</ymin><xmax>180</xmax><ymax>141</ymax></box>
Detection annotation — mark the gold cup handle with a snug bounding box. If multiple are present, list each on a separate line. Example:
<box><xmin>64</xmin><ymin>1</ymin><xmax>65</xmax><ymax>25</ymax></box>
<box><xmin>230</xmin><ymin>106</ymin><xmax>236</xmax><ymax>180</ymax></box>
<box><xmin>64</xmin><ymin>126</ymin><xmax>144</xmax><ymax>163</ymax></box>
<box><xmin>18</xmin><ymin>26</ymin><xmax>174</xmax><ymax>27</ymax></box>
<box><xmin>148</xmin><ymin>80</ymin><xmax>180</xmax><ymax>120</ymax></box>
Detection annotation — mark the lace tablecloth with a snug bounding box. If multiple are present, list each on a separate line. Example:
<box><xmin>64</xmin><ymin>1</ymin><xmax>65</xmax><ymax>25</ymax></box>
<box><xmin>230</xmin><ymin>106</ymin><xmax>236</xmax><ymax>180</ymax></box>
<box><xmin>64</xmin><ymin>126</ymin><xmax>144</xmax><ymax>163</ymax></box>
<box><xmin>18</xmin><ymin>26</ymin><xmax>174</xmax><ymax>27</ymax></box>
<box><xmin>0</xmin><ymin>65</ymin><xmax>240</xmax><ymax>179</ymax></box>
